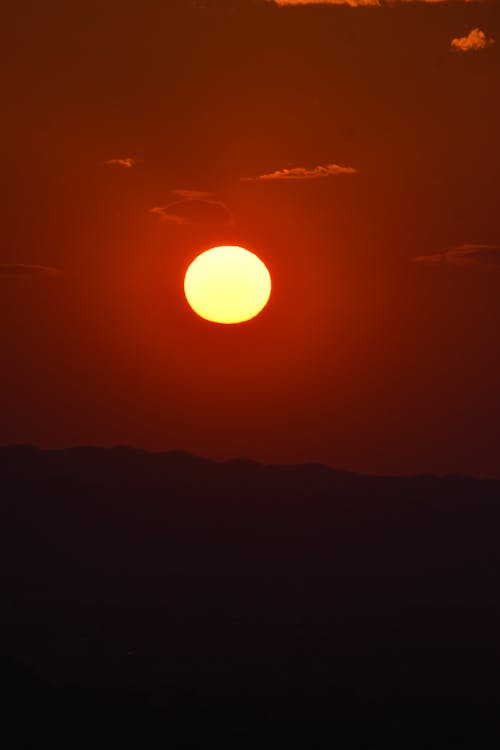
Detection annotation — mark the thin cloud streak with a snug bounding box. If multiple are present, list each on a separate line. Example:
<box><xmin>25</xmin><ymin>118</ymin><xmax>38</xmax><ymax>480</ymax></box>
<box><xmin>242</xmin><ymin>163</ymin><xmax>358</xmax><ymax>182</ymax></box>
<box><xmin>105</xmin><ymin>158</ymin><xmax>136</xmax><ymax>168</ymax></box>
<box><xmin>451</xmin><ymin>29</ymin><xmax>494</xmax><ymax>53</ymax></box>
<box><xmin>0</xmin><ymin>264</ymin><xmax>63</xmax><ymax>278</ymax></box>
<box><xmin>269</xmin><ymin>1</ymin><xmax>484</xmax><ymax>6</ymax></box>
<box><xmin>171</xmin><ymin>189</ymin><xmax>216</xmax><ymax>200</ymax></box>
<box><xmin>270</xmin><ymin>0</ymin><xmax>380</xmax><ymax>5</ymax></box>
<box><xmin>150</xmin><ymin>197</ymin><xmax>232</xmax><ymax>226</ymax></box>
<box><xmin>413</xmin><ymin>245</ymin><xmax>500</xmax><ymax>270</ymax></box>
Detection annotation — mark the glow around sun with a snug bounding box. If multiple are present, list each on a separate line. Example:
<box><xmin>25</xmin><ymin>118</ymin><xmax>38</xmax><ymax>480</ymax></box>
<box><xmin>184</xmin><ymin>246</ymin><xmax>272</xmax><ymax>324</ymax></box>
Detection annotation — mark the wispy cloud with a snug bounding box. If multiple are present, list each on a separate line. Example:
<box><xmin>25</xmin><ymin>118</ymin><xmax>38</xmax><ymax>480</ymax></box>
<box><xmin>451</xmin><ymin>28</ymin><xmax>495</xmax><ymax>53</ymax></box>
<box><xmin>150</xmin><ymin>196</ymin><xmax>232</xmax><ymax>226</ymax></box>
<box><xmin>269</xmin><ymin>0</ymin><xmax>380</xmax><ymax>5</ymax></box>
<box><xmin>242</xmin><ymin>163</ymin><xmax>358</xmax><ymax>182</ymax></box>
<box><xmin>268</xmin><ymin>1</ymin><xmax>484</xmax><ymax>6</ymax></box>
<box><xmin>105</xmin><ymin>157</ymin><xmax>136</xmax><ymax>168</ymax></box>
<box><xmin>171</xmin><ymin>189</ymin><xmax>216</xmax><ymax>200</ymax></box>
<box><xmin>413</xmin><ymin>245</ymin><xmax>500</xmax><ymax>270</ymax></box>
<box><xmin>0</xmin><ymin>264</ymin><xmax>62</xmax><ymax>277</ymax></box>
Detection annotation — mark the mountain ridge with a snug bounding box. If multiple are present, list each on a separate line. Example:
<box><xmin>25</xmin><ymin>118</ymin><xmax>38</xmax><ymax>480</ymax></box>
<box><xmin>1</xmin><ymin>444</ymin><xmax>499</xmax><ymax>696</ymax></box>
<box><xmin>1</xmin><ymin>444</ymin><xmax>497</xmax><ymax>485</ymax></box>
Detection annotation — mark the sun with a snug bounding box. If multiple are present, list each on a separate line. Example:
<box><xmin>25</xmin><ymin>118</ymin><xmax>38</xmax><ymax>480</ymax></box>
<box><xmin>184</xmin><ymin>246</ymin><xmax>272</xmax><ymax>324</ymax></box>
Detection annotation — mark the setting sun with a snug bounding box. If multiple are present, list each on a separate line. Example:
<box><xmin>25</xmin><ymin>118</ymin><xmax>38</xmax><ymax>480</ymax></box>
<box><xmin>184</xmin><ymin>246</ymin><xmax>272</xmax><ymax>324</ymax></box>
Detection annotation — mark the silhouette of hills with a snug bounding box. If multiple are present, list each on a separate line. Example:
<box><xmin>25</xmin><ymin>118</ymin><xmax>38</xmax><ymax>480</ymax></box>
<box><xmin>1</xmin><ymin>446</ymin><xmax>500</xmax><ymax>746</ymax></box>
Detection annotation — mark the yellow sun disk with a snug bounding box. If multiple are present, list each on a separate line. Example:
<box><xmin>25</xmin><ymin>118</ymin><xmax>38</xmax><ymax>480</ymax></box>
<box><xmin>184</xmin><ymin>246</ymin><xmax>272</xmax><ymax>324</ymax></box>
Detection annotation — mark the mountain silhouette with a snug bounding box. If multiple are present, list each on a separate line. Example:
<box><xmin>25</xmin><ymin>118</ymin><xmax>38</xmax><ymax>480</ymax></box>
<box><xmin>1</xmin><ymin>446</ymin><xmax>499</xmax><ymax>746</ymax></box>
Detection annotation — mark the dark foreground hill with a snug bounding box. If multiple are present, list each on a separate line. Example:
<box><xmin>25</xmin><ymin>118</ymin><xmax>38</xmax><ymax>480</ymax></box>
<box><xmin>1</xmin><ymin>446</ymin><xmax>500</xmax><ymax>747</ymax></box>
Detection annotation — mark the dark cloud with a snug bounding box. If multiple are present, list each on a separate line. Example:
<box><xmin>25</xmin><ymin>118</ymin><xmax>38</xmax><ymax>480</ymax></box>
<box><xmin>192</xmin><ymin>0</ymin><xmax>268</xmax><ymax>7</ymax></box>
<box><xmin>0</xmin><ymin>264</ymin><xmax>62</xmax><ymax>278</ymax></box>
<box><xmin>150</xmin><ymin>197</ymin><xmax>232</xmax><ymax>226</ymax></box>
<box><xmin>171</xmin><ymin>189</ymin><xmax>216</xmax><ymax>200</ymax></box>
<box><xmin>413</xmin><ymin>245</ymin><xmax>500</xmax><ymax>270</ymax></box>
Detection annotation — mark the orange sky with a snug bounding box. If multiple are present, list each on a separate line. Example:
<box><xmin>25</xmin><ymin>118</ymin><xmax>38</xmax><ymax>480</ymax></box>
<box><xmin>1</xmin><ymin>0</ymin><xmax>499</xmax><ymax>477</ymax></box>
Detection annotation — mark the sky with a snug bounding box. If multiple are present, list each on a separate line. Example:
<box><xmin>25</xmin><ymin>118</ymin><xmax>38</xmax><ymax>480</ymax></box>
<box><xmin>1</xmin><ymin>0</ymin><xmax>499</xmax><ymax>477</ymax></box>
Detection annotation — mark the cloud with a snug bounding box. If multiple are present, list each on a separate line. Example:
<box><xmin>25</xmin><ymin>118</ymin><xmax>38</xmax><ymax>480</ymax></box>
<box><xmin>171</xmin><ymin>189</ymin><xmax>216</xmax><ymax>200</ymax></box>
<box><xmin>150</xmin><ymin>197</ymin><xmax>232</xmax><ymax>226</ymax></box>
<box><xmin>0</xmin><ymin>264</ymin><xmax>62</xmax><ymax>277</ymax></box>
<box><xmin>269</xmin><ymin>0</ymin><xmax>380</xmax><ymax>5</ymax></box>
<box><xmin>268</xmin><ymin>1</ymin><xmax>483</xmax><ymax>6</ymax></box>
<box><xmin>413</xmin><ymin>245</ymin><xmax>500</xmax><ymax>270</ymax></box>
<box><xmin>242</xmin><ymin>163</ymin><xmax>358</xmax><ymax>182</ymax></box>
<box><xmin>451</xmin><ymin>28</ymin><xmax>495</xmax><ymax>53</ymax></box>
<box><xmin>105</xmin><ymin>157</ymin><xmax>136</xmax><ymax>168</ymax></box>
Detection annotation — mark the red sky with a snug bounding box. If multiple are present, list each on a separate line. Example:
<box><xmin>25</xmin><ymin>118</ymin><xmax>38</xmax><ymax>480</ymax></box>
<box><xmin>1</xmin><ymin>0</ymin><xmax>499</xmax><ymax>477</ymax></box>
